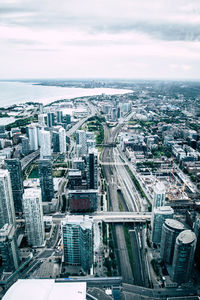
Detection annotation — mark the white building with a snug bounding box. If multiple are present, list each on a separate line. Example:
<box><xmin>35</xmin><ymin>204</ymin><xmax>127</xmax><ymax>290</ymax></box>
<box><xmin>23</xmin><ymin>188</ymin><xmax>45</xmax><ymax>247</ymax></box>
<box><xmin>76</xmin><ymin>130</ymin><xmax>87</xmax><ymax>156</ymax></box>
<box><xmin>3</xmin><ymin>279</ymin><xmax>86</xmax><ymax>300</ymax></box>
<box><xmin>0</xmin><ymin>169</ymin><xmax>16</xmax><ymax>229</ymax></box>
<box><xmin>28</xmin><ymin>124</ymin><xmax>38</xmax><ymax>151</ymax></box>
<box><xmin>58</xmin><ymin>127</ymin><xmax>66</xmax><ymax>153</ymax></box>
<box><xmin>40</xmin><ymin>130</ymin><xmax>51</xmax><ymax>159</ymax></box>
<box><xmin>153</xmin><ymin>181</ymin><xmax>166</xmax><ymax>209</ymax></box>
<box><xmin>38</xmin><ymin>114</ymin><xmax>46</xmax><ymax>127</ymax></box>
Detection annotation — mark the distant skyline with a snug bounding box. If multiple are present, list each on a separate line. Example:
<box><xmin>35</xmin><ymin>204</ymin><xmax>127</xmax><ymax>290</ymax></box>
<box><xmin>1</xmin><ymin>0</ymin><xmax>200</xmax><ymax>80</ymax></box>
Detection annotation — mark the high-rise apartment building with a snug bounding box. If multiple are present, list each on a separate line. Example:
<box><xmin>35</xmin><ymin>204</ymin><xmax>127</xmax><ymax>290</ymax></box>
<box><xmin>171</xmin><ymin>230</ymin><xmax>196</xmax><ymax>283</ymax></box>
<box><xmin>23</xmin><ymin>188</ymin><xmax>45</xmax><ymax>247</ymax></box>
<box><xmin>0</xmin><ymin>224</ymin><xmax>20</xmax><ymax>272</ymax></box>
<box><xmin>160</xmin><ymin>219</ymin><xmax>184</xmax><ymax>264</ymax></box>
<box><xmin>28</xmin><ymin>124</ymin><xmax>38</xmax><ymax>151</ymax></box>
<box><xmin>151</xmin><ymin>206</ymin><xmax>174</xmax><ymax>245</ymax></box>
<box><xmin>38</xmin><ymin>159</ymin><xmax>54</xmax><ymax>202</ymax></box>
<box><xmin>86</xmin><ymin>148</ymin><xmax>98</xmax><ymax>189</ymax></box>
<box><xmin>47</xmin><ymin>112</ymin><xmax>55</xmax><ymax>128</ymax></box>
<box><xmin>62</xmin><ymin>215</ymin><xmax>93</xmax><ymax>273</ymax></box>
<box><xmin>76</xmin><ymin>130</ymin><xmax>87</xmax><ymax>156</ymax></box>
<box><xmin>57</xmin><ymin>111</ymin><xmax>63</xmax><ymax>123</ymax></box>
<box><xmin>0</xmin><ymin>169</ymin><xmax>16</xmax><ymax>228</ymax></box>
<box><xmin>38</xmin><ymin>114</ymin><xmax>46</xmax><ymax>126</ymax></box>
<box><xmin>21</xmin><ymin>136</ymin><xmax>30</xmax><ymax>156</ymax></box>
<box><xmin>40</xmin><ymin>130</ymin><xmax>51</xmax><ymax>159</ymax></box>
<box><xmin>58</xmin><ymin>127</ymin><xmax>66</xmax><ymax>154</ymax></box>
<box><xmin>5</xmin><ymin>159</ymin><xmax>24</xmax><ymax>213</ymax></box>
<box><xmin>52</xmin><ymin>131</ymin><xmax>60</xmax><ymax>153</ymax></box>
<box><xmin>153</xmin><ymin>181</ymin><xmax>166</xmax><ymax>209</ymax></box>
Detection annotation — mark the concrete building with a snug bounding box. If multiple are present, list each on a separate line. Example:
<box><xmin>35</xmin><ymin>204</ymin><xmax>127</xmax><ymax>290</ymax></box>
<box><xmin>23</xmin><ymin>188</ymin><xmax>45</xmax><ymax>247</ymax></box>
<box><xmin>62</xmin><ymin>215</ymin><xmax>93</xmax><ymax>273</ymax></box>
<box><xmin>0</xmin><ymin>224</ymin><xmax>20</xmax><ymax>272</ymax></box>
<box><xmin>151</xmin><ymin>206</ymin><xmax>174</xmax><ymax>245</ymax></box>
<box><xmin>38</xmin><ymin>159</ymin><xmax>54</xmax><ymax>202</ymax></box>
<box><xmin>68</xmin><ymin>189</ymin><xmax>98</xmax><ymax>212</ymax></box>
<box><xmin>86</xmin><ymin>148</ymin><xmax>98</xmax><ymax>189</ymax></box>
<box><xmin>160</xmin><ymin>219</ymin><xmax>184</xmax><ymax>264</ymax></box>
<box><xmin>153</xmin><ymin>181</ymin><xmax>166</xmax><ymax>209</ymax></box>
<box><xmin>28</xmin><ymin>124</ymin><xmax>38</xmax><ymax>151</ymax></box>
<box><xmin>171</xmin><ymin>230</ymin><xmax>196</xmax><ymax>283</ymax></box>
<box><xmin>58</xmin><ymin>127</ymin><xmax>66</xmax><ymax>153</ymax></box>
<box><xmin>5</xmin><ymin>159</ymin><xmax>24</xmax><ymax>213</ymax></box>
<box><xmin>0</xmin><ymin>169</ymin><xmax>16</xmax><ymax>228</ymax></box>
<box><xmin>3</xmin><ymin>279</ymin><xmax>86</xmax><ymax>300</ymax></box>
<box><xmin>40</xmin><ymin>130</ymin><xmax>51</xmax><ymax>159</ymax></box>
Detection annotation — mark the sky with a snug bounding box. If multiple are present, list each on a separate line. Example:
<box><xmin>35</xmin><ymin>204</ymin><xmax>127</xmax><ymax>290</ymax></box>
<box><xmin>1</xmin><ymin>0</ymin><xmax>200</xmax><ymax>80</ymax></box>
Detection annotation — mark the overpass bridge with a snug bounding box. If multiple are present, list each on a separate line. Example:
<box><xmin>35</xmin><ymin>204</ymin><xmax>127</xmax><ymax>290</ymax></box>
<box><xmin>51</xmin><ymin>211</ymin><xmax>152</xmax><ymax>223</ymax></box>
<box><xmin>92</xmin><ymin>212</ymin><xmax>151</xmax><ymax>223</ymax></box>
<box><xmin>21</xmin><ymin>150</ymin><xmax>40</xmax><ymax>171</ymax></box>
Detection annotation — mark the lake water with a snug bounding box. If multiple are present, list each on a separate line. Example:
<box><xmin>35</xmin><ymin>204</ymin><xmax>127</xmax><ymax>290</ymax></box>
<box><xmin>0</xmin><ymin>81</ymin><xmax>133</xmax><ymax>107</ymax></box>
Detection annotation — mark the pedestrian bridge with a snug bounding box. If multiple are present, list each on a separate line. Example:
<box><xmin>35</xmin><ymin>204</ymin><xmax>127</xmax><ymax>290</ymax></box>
<box><xmin>92</xmin><ymin>212</ymin><xmax>151</xmax><ymax>223</ymax></box>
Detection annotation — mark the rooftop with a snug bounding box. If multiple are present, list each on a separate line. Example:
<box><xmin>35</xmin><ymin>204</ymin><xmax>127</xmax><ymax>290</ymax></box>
<box><xmin>177</xmin><ymin>230</ymin><xmax>196</xmax><ymax>245</ymax></box>
<box><xmin>165</xmin><ymin>219</ymin><xmax>185</xmax><ymax>231</ymax></box>
<box><xmin>3</xmin><ymin>279</ymin><xmax>86</xmax><ymax>300</ymax></box>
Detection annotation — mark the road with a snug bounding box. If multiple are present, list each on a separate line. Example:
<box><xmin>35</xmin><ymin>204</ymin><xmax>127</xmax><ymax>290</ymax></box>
<box><xmin>101</xmin><ymin>118</ymin><xmax>134</xmax><ymax>284</ymax></box>
<box><xmin>100</xmin><ymin>110</ymin><xmax>151</xmax><ymax>286</ymax></box>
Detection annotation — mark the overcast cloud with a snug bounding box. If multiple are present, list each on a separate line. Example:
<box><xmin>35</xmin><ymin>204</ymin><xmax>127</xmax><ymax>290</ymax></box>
<box><xmin>0</xmin><ymin>0</ymin><xmax>200</xmax><ymax>80</ymax></box>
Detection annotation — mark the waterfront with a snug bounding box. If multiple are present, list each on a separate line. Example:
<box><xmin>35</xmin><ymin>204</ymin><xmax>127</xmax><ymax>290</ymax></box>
<box><xmin>0</xmin><ymin>81</ymin><xmax>133</xmax><ymax>107</ymax></box>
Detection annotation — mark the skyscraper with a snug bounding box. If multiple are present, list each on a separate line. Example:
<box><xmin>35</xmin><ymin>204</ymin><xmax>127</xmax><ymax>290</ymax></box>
<box><xmin>57</xmin><ymin>111</ymin><xmax>63</xmax><ymax>123</ymax></box>
<box><xmin>160</xmin><ymin>219</ymin><xmax>184</xmax><ymax>264</ymax></box>
<box><xmin>0</xmin><ymin>224</ymin><xmax>20</xmax><ymax>272</ymax></box>
<box><xmin>28</xmin><ymin>124</ymin><xmax>39</xmax><ymax>151</ymax></box>
<box><xmin>62</xmin><ymin>215</ymin><xmax>93</xmax><ymax>273</ymax></box>
<box><xmin>38</xmin><ymin>159</ymin><xmax>54</xmax><ymax>202</ymax></box>
<box><xmin>5</xmin><ymin>159</ymin><xmax>24</xmax><ymax>213</ymax></box>
<box><xmin>52</xmin><ymin>131</ymin><xmax>60</xmax><ymax>153</ymax></box>
<box><xmin>153</xmin><ymin>181</ymin><xmax>166</xmax><ymax>209</ymax></box>
<box><xmin>0</xmin><ymin>169</ymin><xmax>16</xmax><ymax>228</ymax></box>
<box><xmin>47</xmin><ymin>112</ymin><xmax>55</xmax><ymax>127</ymax></box>
<box><xmin>21</xmin><ymin>136</ymin><xmax>30</xmax><ymax>156</ymax></box>
<box><xmin>194</xmin><ymin>215</ymin><xmax>200</xmax><ymax>270</ymax></box>
<box><xmin>151</xmin><ymin>206</ymin><xmax>174</xmax><ymax>245</ymax></box>
<box><xmin>86</xmin><ymin>148</ymin><xmax>98</xmax><ymax>189</ymax></box>
<box><xmin>171</xmin><ymin>230</ymin><xmax>196</xmax><ymax>283</ymax></box>
<box><xmin>40</xmin><ymin>130</ymin><xmax>51</xmax><ymax>159</ymax></box>
<box><xmin>38</xmin><ymin>114</ymin><xmax>46</xmax><ymax>126</ymax></box>
<box><xmin>23</xmin><ymin>188</ymin><xmax>45</xmax><ymax>247</ymax></box>
<box><xmin>76</xmin><ymin>130</ymin><xmax>87</xmax><ymax>156</ymax></box>
<box><xmin>58</xmin><ymin>127</ymin><xmax>66</xmax><ymax>154</ymax></box>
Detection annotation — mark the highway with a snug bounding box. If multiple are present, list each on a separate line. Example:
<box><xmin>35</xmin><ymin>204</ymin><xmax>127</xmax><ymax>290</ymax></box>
<box><xmin>101</xmin><ymin>118</ymin><xmax>134</xmax><ymax>284</ymax></box>
<box><xmin>21</xmin><ymin>149</ymin><xmax>40</xmax><ymax>171</ymax></box>
<box><xmin>101</xmin><ymin>111</ymin><xmax>149</xmax><ymax>286</ymax></box>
